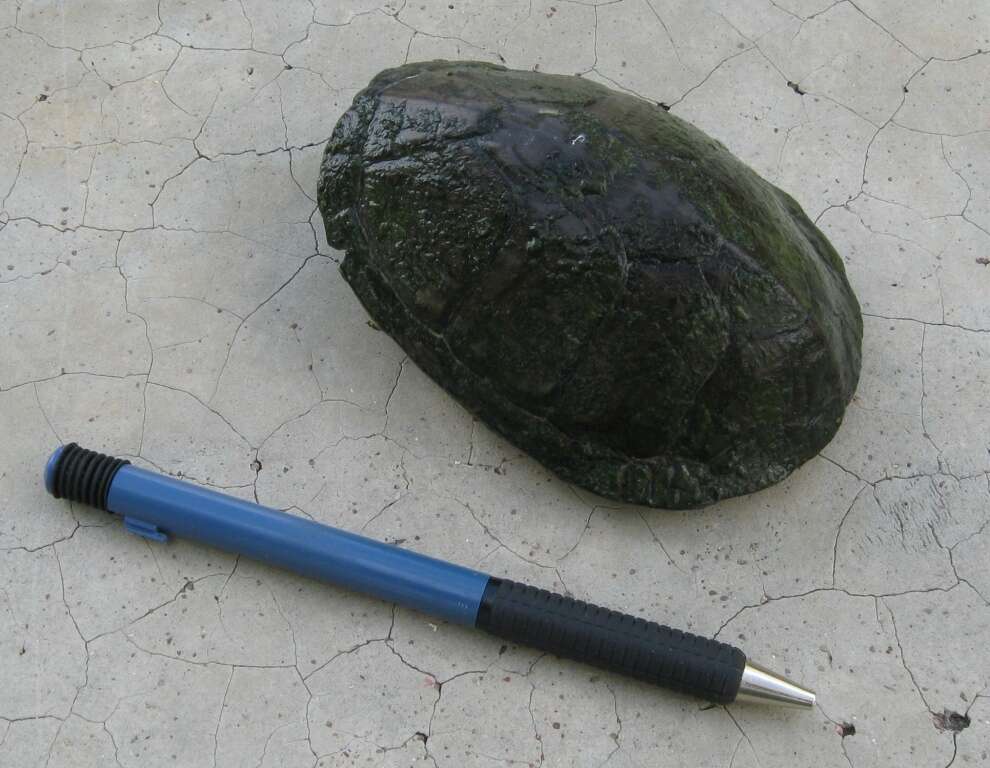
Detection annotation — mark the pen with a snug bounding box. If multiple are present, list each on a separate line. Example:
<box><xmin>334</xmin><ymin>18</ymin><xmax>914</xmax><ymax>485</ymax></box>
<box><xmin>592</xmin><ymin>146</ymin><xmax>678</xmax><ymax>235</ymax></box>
<box><xmin>43</xmin><ymin>442</ymin><xmax>815</xmax><ymax>709</ymax></box>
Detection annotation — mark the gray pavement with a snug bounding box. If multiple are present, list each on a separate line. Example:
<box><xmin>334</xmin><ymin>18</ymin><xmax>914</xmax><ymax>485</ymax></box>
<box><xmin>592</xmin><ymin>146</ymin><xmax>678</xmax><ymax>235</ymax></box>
<box><xmin>2</xmin><ymin>1</ymin><xmax>989</xmax><ymax>766</ymax></box>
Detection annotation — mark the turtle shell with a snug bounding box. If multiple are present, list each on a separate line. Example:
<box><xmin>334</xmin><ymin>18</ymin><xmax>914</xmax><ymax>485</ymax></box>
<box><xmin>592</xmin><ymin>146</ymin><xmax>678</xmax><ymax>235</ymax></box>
<box><xmin>317</xmin><ymin>61</ymin><xmax>862</xmax><ymax>509</ymax></box>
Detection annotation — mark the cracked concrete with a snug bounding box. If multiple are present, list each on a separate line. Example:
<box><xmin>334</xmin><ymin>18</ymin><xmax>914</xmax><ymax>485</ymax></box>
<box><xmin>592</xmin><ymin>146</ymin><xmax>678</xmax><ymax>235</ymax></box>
<box><xmin>2</xmin><ymin>1</ymin><xmax>989</xmax><ymax>766</ymax></box>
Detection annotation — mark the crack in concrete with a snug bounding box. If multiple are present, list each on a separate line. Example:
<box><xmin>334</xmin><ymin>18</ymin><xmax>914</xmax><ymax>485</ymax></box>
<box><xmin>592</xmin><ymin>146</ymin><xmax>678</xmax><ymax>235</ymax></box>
<box><xmin>666</xmin><ymin>46</ymin><xmax>754</xmax><ymax>110</ymax></box>
<box><xmin>635</xmin><ymin>508</ymin><xmax>688</xmax><ymax>574</ymax></box>
<box><xmin>846</xmin><ymin>1</ymin><xmax>923</xmax><ymax>59</ymax></box>
<box><xmin>212</xmin><ymin>666</ymin><xmax>235</xmax><ymax>768</ymax></box>
<box><xmin>715</xmin><ymin>581</ymin><xmax>981</xmax><ymax>642</ymax></box>
<box><xmin>862</xmin><ymin>312</ymin><xmax>990</xmax><ymax>335</ymax></box>
<box><xmin>830</xmin><ymin>484</ymin><xmax>869</xmax><ymax>587</ymax></box>
<box><xmin>208</xmin><ymin>253</ymin><xmax>319</xmax><ymax>405</ymax></box>
<box><xmin>918</xmin><ymin>325</ymin><xmax>949</xmax><ymax>471</ymax></box>
<box><xmin>881</xmin><ymin>598</ymin><xmax>933</xmax><ymax>714</ymax></box>
<box><xmin>643</xmin><ymin>0</ymin><xmax>682</xmax><ymax>67</ymax></box>
<box><xmin>441</xmin><ymin>492</ymin><xmax>566</xmax><ymax>572</ymax></box>
<box><xmin>0</xmin><ymin>111</ymin><xmax>29</xmax><ymax>208</ymax></box>
<box><xmin>725</xmin><ymin>708</ymin><xmax>762</xmax><ymax>768</ymax></box>
<box><xmin>816</xmin><ymin>698</ymin><xmax>856</xmax><ymax>768</ymax></box>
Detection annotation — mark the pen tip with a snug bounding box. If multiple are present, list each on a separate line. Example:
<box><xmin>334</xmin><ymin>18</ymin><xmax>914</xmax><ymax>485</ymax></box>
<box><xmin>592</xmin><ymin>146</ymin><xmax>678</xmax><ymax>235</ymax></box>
<box><xmin>735</xmin><ymin>661</ymin><xmax>816</xmax><ymax>709</ymax></box>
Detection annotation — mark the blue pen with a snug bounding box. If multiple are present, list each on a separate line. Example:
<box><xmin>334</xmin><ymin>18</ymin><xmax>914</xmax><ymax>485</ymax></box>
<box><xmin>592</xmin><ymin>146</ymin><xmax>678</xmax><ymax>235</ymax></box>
<box><xmin>44</xmin><ymin>442</ymin><xmax>813</xmax><ymax>708</ymax></box>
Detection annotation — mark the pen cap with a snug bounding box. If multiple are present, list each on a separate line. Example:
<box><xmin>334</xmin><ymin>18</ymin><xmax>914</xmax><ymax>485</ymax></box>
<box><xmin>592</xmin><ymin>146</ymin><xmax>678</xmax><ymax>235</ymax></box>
<box><xmin>44</xmin><ymin>443</ymin><xmax>130</xmax><ymax>510</ymax></box>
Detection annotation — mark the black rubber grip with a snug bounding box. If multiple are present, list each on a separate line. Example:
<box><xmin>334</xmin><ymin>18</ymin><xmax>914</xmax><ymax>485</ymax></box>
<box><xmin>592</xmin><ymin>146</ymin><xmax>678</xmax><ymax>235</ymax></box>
<box><xmin>48</xmin><ymin>443</ymin><xmax>129</xmax><ymax>511</ymax></box>
<box><xmin>476</xmin><ymin>578</ymin><xmax>745</xmax><ymax>703</ymax></box>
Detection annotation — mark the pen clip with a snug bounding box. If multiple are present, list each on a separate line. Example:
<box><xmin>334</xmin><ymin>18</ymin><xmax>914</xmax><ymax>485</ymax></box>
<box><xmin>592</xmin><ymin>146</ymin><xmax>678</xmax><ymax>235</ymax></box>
<box><xmin>123</xmin><ymin>516</ymin><xmax>168</xmax><ymax>543</ymax></box>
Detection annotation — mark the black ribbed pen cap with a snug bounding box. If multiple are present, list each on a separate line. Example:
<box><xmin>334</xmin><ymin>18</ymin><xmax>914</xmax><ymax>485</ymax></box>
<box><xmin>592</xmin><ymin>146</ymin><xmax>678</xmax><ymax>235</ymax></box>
<box><xmin>47</xmin><ymin>442</ymin><xmax>129</xmax><ymax>511</ymax></box>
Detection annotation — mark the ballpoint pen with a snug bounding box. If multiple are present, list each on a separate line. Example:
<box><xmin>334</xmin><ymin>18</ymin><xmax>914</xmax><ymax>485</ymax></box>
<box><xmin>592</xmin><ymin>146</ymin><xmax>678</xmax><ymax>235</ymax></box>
<box><xmin>43</xmin><ymin>442</ymin><xmax>816</xmax><ymax>709</ymax></box>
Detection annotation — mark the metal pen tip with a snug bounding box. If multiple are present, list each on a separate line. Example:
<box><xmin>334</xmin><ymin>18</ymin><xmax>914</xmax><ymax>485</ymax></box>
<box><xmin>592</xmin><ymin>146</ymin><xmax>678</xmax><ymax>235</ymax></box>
<box><xmin>735</xmin><ymin>661</ymin><xmax>816</xmax><ymax>708</ymax></box>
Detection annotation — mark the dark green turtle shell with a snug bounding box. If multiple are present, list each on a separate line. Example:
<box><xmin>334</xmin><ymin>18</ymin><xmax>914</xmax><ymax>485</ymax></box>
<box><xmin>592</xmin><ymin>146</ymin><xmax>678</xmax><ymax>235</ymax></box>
<box><xmin>318</xmin><ymin>61</ymin><xmax>862</xmax><ymax>509</ymax></box>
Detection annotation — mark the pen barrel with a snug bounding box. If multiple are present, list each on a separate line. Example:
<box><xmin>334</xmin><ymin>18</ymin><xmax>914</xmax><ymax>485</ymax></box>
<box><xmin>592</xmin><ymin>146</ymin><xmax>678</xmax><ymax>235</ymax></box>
<box><xmin>476</xmin><ymin>578</ymin><xmax>746</xmax><ymax>704</ymax></box>
<box><xmin>45</xmin><ymin>443</ymin><xmax>749</xmax><ymax>704</ymax></box>
<box><xmin>45</xmin><ymin>443</ymin><xmax>490</xmax><ymax>625</ymax></box>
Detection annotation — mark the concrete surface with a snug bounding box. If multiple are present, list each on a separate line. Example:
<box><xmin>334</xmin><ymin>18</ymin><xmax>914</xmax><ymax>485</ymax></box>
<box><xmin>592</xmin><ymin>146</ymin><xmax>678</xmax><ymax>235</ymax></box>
<box><xmin>1</xmin><ymin>1</ymin><xmax>988</xmax><ymax>766</ymax></box>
